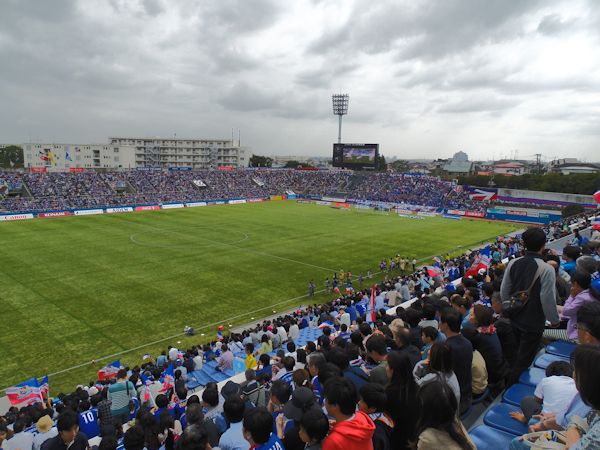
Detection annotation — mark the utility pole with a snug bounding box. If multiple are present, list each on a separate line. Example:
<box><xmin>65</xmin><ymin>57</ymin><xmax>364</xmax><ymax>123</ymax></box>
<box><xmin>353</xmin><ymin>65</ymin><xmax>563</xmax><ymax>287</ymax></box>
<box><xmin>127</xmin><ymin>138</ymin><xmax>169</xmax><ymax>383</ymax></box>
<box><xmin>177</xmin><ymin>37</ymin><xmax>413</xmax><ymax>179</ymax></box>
<box><xmin>534</xmin><ymin>153</ymin><xmax>542</xmax><ymax>174</ymax></box>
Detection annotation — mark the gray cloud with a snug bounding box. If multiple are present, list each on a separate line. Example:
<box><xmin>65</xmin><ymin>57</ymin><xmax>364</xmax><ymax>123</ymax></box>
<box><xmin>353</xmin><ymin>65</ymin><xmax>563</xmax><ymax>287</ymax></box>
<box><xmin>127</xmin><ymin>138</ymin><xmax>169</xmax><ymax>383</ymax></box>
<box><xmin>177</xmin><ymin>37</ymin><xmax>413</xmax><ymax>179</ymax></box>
<box><xmin>0</xmin><ymin>0</ymin><xmax>599</xmax><ymax>161</ymax></box>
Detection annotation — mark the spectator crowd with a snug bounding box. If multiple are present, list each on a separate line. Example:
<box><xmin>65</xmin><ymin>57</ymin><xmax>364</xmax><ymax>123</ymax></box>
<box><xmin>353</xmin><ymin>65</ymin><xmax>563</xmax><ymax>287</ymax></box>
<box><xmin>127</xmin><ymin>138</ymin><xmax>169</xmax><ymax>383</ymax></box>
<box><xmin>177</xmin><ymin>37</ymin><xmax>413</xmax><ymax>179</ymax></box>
<box><xmin>1</xmin><ymin>170</ymin><xmax>486</xmax><ymax>214</ymax></box>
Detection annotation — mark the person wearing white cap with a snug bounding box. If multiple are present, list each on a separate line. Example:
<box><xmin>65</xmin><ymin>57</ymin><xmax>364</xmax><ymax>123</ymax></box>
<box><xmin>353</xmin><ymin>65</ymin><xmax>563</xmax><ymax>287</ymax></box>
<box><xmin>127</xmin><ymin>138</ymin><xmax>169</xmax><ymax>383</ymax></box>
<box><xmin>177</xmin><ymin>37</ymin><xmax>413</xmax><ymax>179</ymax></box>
<box><xmin>33</xmin><ymin>416</ymin><xmax>57</xmax><ymax>450</ymax></box>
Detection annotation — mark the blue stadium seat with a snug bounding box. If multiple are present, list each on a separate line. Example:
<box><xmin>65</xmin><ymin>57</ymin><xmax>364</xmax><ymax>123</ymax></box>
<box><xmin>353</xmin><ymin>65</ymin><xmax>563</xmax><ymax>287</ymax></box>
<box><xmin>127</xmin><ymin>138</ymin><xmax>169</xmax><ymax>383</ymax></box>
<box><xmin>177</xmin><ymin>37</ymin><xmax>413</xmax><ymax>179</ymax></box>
<box><xmin>534</xmin><ymin>353</ymin><xmax>570</xmax><ymax>370</ymax></box>
<box><xmin>545</xmin><ymin>341</ymin><xmax>576</xmax><ymax>358</ymax></box>
<box><xmin>519</xmin><ymin>367</ymin><xmax>546</xmax><ymax>387</ymax></box>
<box><xmin>472</xmin><ymin>387</ymin><xmax>490</xmax><ymax>405</ymax></box>
<box><xmin>469</xmin><ymin>424</ymin><xmax>517</xmax><ymax>450</ymax></box>
<box><xmin>503</xmin><ymin>383</ymin><xmax>536</xmax><ymax>407</ymax></box>
<box><xmin>483</xmin><ymin>403</ymin><xmax>529</xmax><ymax>435</ymax></box>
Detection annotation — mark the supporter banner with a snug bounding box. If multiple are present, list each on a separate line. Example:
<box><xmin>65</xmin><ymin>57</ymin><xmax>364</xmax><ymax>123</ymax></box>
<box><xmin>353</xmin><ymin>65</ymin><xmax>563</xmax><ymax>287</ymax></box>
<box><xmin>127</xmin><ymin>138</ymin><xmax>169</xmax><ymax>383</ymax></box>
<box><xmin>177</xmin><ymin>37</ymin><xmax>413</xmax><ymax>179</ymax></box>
<box><xmin>69</xmin><ymin>167</ymin><xmax>86</xmax><ymax>173</ymax></box>
<box><xmin>417</xmin><ymin>211</ymin><xmax>437</xmax><ymax>217</ymax></box>
<box><xmin>186</xmin><ymin>202</ymin><xmax>208</xmax><ymax>207</ymax></box>
<box><xmin>396</xmin><ymin>209</ymin><xmax>415</xmax><ymax>215</ymax></box>
<box><xmin>446</xmin><ymin>209</ymin><xmax>466</xmax><ymax>216</ymax></box>
<box><xmin>0</xmin><ymin>213</ymin><xmax>34</xmax><ymax>221</ymax></box>
<box><xmin>442</xmin><ymin>214</ymin><xmax>462</xmax><ymax>220</ymax></box>
<box><xmin>247</xmin><ymin>198</ymin><xmax>265</xmax><ymax>203</ymax></box>
<box><xmin>30</xmin><ymin>167</ymin><xmax>47</xmax><ymax>173</ymax></box>
<box><xmin>297</xmin><ymin>200</ymin><xmax>313</xmax><ymax>204</ymax></box>
<box><xmin>218</xmin><ymin>165</ymin><xmax>235</xmax><ymax>171</ymax></box>
<box><xmin>270</xmin><ymin>195</ymin><xmax>284</xmax><ymax>201</ymax></box>
<box><xmin>135</xmin><ymin>205</ymin><xmax>160</xmax><ymax>211</ymax></box>
<box><xmin>353</xmin><ymin>204</ymin><xmax>371</xmax><ymax>209</ymax></box>
<box><xmin>211</xmin><ymin>201</ymin><xmax>226</xmax><ymax>205</ymax></box>
<box><xmin>136</xmin><ymin>167</ymin><xmax>161</xmax><ymax>171</ymax></box>
<box><xmin>192</xmin><ymin>180</ymin><xmax>206</xmax><ymax>187</ymax></box>
<box><xmin>168</xmin><ymin>167</ymin><xmax>191</xmax><ymax>171</ymax></box>
<box><xmin>38</xmin><ymin>211</ymin><xmax>72</xmax><ymax>218</ymax></box>
<box><xmin>106</xmin><ymin>207</ymin><xmax>134</xmax><ymax>214</ymax></box>
<box><xmin>74</xmin><ymin>209</ymin><xmax>104</xmax><ymax>216</ymax></box>
<box><xmin>334</xmin><ymin>202</ymin><xmax>350</xmax><ymax>208</ymax></box>
<box><xmin>161</xmin><ymin>203</ymin><xmax>184</xmax><ymax>209</ymax></box>
<box><xmin>465</xmin><ymin>186</ymin><xmax>498</xmax><ymax>201</ymax></box>
<box><xmin>317</xmin><ymin>201</ymin><xmax>332</xmax><ymax>206</ymax></box>
<box><xmin>287</xmin><ymin>194</ymin><xmax>297</xmax><ymax>199</ymax></box>
<box><xmin>322</xmin><ymin>196</ymin><xmax>346</xmax><ymax>202</ymax></box>
<box><xmin>228</xmin><ymin>199</ymin><xmax>247</xmax><ymax>205</ymax></box>
<box><xmin>465</xmin><ymin>211</ymin><xmax>485</xmax><ymax>218</ymax></box>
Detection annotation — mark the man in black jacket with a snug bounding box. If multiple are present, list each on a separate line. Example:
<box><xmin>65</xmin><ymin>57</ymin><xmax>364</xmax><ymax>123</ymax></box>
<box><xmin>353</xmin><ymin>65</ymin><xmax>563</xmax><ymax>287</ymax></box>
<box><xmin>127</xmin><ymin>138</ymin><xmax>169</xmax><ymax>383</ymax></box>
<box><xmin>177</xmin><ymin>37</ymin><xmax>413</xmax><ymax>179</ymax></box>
<box><xmin>41</xmin><ymin>412</ymin><xmax>89</xmax><ymax>450</ymax></box>
<box><xmin>501</xmin><ymin>227</ymin><xmax>560</xmax><ymax>385</ymax></box>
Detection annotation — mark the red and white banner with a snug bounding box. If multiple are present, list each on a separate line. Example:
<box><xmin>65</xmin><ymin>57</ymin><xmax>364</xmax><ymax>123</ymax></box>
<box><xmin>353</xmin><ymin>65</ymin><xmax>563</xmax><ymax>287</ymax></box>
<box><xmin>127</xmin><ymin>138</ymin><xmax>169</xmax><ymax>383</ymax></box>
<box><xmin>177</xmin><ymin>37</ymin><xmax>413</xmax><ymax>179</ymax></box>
<box><xmin>247</xmin><ymin>198</ymin><xmax>264</xmax><ymax>203</ymax></box>
<box><xmin>135</xmin><ymin>205</ymin><xmax>160</xmax><ymax>211</ymax></box>
<box><xmin>446</xmin><ymin>209</ymin><xmax>466</xmax><ymax>216</ymax></box>
<box><xmin>30</xmin><ymin>167</ymin><xmax>47</xmax><ymax>173</ymax></box>
<box><xmin>0</xmin><ymin>213</ymin><xmax>34</xmax><ymax>221</ymax></box>
<box><xmin>38</xmin><ymin>211</ymin><xmax>72</xmax><ymax>218</ymax></box>
<box><xmin>465</xmin><ymin>211</ymin><xmax>485</xmax><ymax>218</ymax></box>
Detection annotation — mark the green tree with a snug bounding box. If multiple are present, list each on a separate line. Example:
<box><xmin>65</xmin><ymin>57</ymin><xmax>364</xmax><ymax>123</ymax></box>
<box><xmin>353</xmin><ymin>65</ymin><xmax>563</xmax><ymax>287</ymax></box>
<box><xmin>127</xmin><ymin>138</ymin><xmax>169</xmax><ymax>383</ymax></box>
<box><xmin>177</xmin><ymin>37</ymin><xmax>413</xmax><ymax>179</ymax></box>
<box><xmin>456</xmin><ymin>172</ymin><xmax>600</xmax><ymax>195</ymax></box>
<box><xmin>249</xmin><ymin>154</ymin><xmax>273</xmax><ymax>168</ymax></box>
<box><xmin>0</xmin><ymin>145</ymin><xmax>24</xmax><ymax>168</ymax></box>
<box><xmin>390</xmin><ymin>159</ymin><xmax>410</xmax><ymax>172</ymax></box>
<box><xmin>376</xmin><ymin>154</ymin><xmax>387</xmax><ymax>171</ymax></box>
<box><xmin>562</xmin><ymin>204</ymin><xmax>585</xmax><ymax>218</ymax></box>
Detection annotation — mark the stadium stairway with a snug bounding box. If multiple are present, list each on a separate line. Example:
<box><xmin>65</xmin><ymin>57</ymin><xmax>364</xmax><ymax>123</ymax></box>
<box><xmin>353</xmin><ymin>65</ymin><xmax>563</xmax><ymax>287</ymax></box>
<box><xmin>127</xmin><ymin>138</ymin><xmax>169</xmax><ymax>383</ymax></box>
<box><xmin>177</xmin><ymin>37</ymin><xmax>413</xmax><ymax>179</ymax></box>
<box><xmin>186</xmin><ymin>326</ymin><xmax>323</xmax><ymax>391</ymax></box>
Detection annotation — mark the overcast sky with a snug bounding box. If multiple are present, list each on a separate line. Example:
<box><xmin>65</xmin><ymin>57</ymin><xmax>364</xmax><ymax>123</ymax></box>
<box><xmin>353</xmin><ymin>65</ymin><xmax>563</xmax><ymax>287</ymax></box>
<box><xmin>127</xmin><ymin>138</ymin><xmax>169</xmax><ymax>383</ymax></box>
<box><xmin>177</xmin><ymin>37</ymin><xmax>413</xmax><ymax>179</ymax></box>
<box><xmin>1</xmin><ymin>0</ymin><xmax>600</xmax><ymax>161</ymax></box>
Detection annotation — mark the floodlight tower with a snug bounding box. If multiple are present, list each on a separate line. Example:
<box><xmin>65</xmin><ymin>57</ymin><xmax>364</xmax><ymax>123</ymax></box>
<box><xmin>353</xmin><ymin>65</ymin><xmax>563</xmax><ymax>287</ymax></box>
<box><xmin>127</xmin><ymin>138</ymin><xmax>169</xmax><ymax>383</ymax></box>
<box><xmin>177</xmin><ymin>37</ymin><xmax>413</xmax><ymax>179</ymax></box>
<box><xmin>332</xmin><ymin>93</ymin><xmax>349</xmax><ymax>144</ymax></box>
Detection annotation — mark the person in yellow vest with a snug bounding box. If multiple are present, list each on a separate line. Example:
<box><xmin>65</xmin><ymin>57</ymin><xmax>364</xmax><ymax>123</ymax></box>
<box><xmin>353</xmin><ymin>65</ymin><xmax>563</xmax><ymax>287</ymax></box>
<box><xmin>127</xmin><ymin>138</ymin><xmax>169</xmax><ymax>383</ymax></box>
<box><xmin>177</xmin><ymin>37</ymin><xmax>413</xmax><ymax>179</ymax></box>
<box><xmin>245</xmin><ymin>343</ymin><xmax>257</xmax><ymax>370</ymax></box>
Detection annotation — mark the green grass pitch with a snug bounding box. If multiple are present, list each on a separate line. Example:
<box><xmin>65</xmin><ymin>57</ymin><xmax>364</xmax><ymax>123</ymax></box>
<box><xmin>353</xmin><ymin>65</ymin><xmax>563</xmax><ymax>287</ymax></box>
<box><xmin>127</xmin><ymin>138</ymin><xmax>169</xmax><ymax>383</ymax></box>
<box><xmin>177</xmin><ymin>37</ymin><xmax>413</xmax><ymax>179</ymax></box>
<box><xmin>0</xmin><ymin>201</ymin><xmax>519</xmax><ymax>393</ymax></box>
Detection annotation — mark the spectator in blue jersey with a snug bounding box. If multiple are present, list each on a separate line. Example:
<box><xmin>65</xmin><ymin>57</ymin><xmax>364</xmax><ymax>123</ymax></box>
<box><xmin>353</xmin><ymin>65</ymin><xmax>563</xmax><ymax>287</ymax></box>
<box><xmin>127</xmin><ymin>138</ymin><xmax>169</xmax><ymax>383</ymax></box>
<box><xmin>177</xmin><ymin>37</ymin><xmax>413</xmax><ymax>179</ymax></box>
<box><xmin>243</xmin><ymin>407</ymin><xmax>284</xmax><ymax>450</ymax></box>
<box><xmin>219</xmin><ymin>395</ymin><xmax>247</xmax><ymax>450</ymax></box>
<box><xmin>268</xmin><ymin>380</ymin><xmax>292</xmax><ymax>429</ymax></box>
<box><xmin>561</xmin><ymin>245</ymin><xmax>581</xmax><ymax>276</ymax></box>
<box><xmin>307</xmin><ymin>352</ymin><xmax>326</xmax><ymax>404</ymax></box>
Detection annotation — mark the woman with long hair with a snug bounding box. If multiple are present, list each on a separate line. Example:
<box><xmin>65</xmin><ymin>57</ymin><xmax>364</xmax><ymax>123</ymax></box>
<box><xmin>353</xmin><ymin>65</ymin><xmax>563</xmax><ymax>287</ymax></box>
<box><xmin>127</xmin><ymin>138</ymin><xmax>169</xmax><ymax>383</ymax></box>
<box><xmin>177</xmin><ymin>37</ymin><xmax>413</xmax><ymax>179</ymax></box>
<box><xmin>385</xmin><ymin>351</ymin><xmax>419</xmax><ymax>449</ymax></box>
<box><xmin>414</xmin><ymin>380</ymin><xmax>475</xmax><ymax>450</ymax></box>
<box><xmin>412</xmin><ymin>342</ymin><xmax>460</xmax><ymax>405</ymax></box>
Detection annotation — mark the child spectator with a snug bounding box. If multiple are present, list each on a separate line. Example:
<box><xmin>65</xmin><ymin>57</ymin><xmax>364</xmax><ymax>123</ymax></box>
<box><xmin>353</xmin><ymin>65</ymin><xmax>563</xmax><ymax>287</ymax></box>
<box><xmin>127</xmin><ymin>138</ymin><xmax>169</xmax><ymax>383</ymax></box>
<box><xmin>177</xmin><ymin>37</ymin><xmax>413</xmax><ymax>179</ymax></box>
<box><xmin>243</xmin><ymin>407</ymin><xmax>284</xmax><ymax>450</ymax></box>
<box><xmin>509</xmin><ymin>361</ymin><xmax>577</xmax><ymax>424</ymax></box>
<box><xmin>421</xmin><ymin>327</ymin><xmax>439</xmax><ymax>361</ymax></box>
<box><xmin>359</xmin><ymin>383</ymin><xmax>394</xmax><ymax>450</ymax></box>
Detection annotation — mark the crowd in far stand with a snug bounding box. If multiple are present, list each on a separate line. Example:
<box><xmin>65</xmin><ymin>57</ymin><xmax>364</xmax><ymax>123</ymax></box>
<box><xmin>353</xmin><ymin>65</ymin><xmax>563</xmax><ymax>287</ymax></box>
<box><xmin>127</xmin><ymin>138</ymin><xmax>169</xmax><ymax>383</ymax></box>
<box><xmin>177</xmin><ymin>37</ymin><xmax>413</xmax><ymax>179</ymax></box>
<box><xmin>0</xmin><ymin>170</ymin><xmax>487</xmax><ymax>213</ymax></box>
<box><xmin>2</xmin><ymin>210</ymin><xmax>600</xmax><ymax>450</ymax></box>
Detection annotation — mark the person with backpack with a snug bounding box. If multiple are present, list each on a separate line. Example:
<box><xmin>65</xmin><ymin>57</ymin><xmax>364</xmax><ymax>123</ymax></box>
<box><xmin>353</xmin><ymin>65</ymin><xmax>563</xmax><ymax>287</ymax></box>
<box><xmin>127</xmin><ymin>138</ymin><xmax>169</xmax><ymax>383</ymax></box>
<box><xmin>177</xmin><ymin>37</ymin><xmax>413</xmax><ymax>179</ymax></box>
<box><xmin>500</xmin><ymin>227</ymin><xmax>560</xmax><ymax>385</ymax></box>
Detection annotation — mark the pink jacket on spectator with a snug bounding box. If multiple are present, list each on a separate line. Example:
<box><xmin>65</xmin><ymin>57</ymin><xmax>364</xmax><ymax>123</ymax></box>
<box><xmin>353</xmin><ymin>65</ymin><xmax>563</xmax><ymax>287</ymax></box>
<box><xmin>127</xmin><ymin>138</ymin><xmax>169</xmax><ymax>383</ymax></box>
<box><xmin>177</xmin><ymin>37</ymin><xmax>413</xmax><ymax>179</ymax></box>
<box><xmin>561</xmin><ymin>289</ymin><xmax>594</xmax><ymax>340</ymax></box>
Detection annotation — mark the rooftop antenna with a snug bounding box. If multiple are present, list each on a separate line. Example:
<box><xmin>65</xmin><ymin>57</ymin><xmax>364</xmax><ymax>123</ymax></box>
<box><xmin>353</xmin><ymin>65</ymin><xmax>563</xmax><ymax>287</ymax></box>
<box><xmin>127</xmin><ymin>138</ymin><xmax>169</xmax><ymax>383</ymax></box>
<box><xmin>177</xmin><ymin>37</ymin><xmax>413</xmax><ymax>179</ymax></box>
<box><xmin>332</xmin><ymin>93</ymin><xmax>349</xmax><ymax>144</ymax></box>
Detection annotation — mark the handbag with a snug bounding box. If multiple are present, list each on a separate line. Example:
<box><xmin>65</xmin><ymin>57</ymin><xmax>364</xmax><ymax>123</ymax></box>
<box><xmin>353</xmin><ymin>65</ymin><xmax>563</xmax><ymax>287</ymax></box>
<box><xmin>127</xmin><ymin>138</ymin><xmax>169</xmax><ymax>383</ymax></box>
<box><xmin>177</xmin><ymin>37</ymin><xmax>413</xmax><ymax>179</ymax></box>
<box><xmin>519</xmin><ymin>430</ymin><xmax>567</xmax><ymax>449</ymax></box>
<box><xmin>502</xmin><ymin>262</ymin><xmax>544</xmax><ymax>318</ymax></box>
